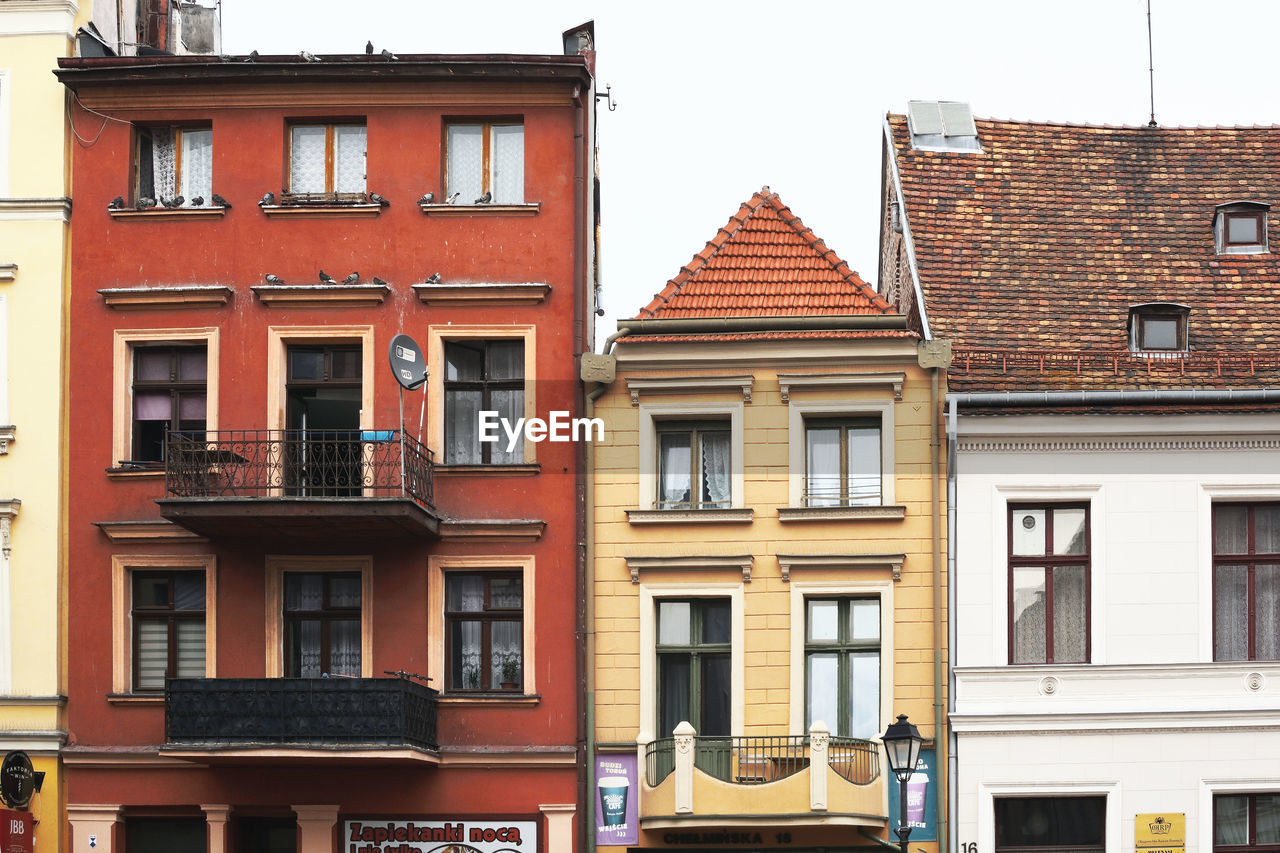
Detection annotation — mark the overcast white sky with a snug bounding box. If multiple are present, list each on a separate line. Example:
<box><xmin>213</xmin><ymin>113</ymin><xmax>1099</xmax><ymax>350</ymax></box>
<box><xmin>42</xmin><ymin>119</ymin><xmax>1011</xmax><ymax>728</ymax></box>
<box><xmin>222</xmin><ymin>0</ymin><xmax>1280</xmax><ymax>335</ymax></box>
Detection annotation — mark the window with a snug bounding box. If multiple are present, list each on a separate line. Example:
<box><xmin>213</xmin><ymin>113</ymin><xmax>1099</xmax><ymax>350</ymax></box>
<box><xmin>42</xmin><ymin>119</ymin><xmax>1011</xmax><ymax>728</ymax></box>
<box><xmin>135</xmin><ymin>125</ymin><xmax>212</xmax><ymax>207</ymax></box>
<box><xmin>1215</xmin><ymin>793</ymin><xmax>1280</xmax><ymax>852</ymax></box>
<box><xmin>1216</xmin><ymin>202</ymin><xmax>1270</xmax><ymax>254</ymax></box>
<box><xmin>1128</xmin><ymin>303</ymin><xmax>1189</xmax><ymax>352</ymax></box>
<box><xmin>1213</xmin><ymin>503</ymin><xmax>1280</xmax><ymax>661</ymax></box>
<box><xmin>657</xmin><ymin>421</ymin><xmax>730</xmax><ymax>509</ymax></box>
<box><xmin>130</xmin><ymin>345</ymin><xmax>208</xmax><ymax>465</ymax></box>
<box><xmin>805</xmin><ymin>598</ymin><xmax>879</xmax><ymax>738</ymax></box>
<box><xmin>285</xmin><ymin>344</ymin><xmax>362</xmax><ymax>496</ymax></box>
<box><xmin>131</xmin><ymin>570</ymin><xmax>205</xmax><ymax>691</ymax></box>
<box><xmin>283</xmin><ymin>571</ymin><xmax>362</xmax><ymax>677</ymax></box>
<box><xmin>125</xmin><ymin>817</ymin><xmax>207</xmax><ymax>853</ymax></box>
<box><xmin>805</xmin><ymin>417</ymin><xmax>881</xmax><ymax>506</ymax></box>
<box><xmin>444</xmin><ymin>339</ymin><xmax>524</xmax><ymax>464</ymax></box>
<box><xmin>995</xmin><ymin>797</ymin><xmax>1105</xmax><ymax>853</ymax></box>
<box><xmin>287</xmin><ymin>122</ymin><xmax>367</xmax><ymax>200</ymax></box>
<box><xmin>657</xmin><ymin>599</ymin><xmax>731</xmax><ymax>738</ymax></box>
<box><xmin>444</xmin><ymin>572</ymin><xmax>523</xmax><ymax>692</ymax></box>
<box><xmin>1009</xmin><ymin>504</ymin><xmax>1090</xmax><ymax>664</ymax></box>
<box><xmin>236</xmin><ymin>818</ymin><xmax>297</xmax><ymax>853</ymax></box>
<box><xmin>446</xmin><ymin>121</ymin><xmax>524</xmax><ymax>204</ymax></box>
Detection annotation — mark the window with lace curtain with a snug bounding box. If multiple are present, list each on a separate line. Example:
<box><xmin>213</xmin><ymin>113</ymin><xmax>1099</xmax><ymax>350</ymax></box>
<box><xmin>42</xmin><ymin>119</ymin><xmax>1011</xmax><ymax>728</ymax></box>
<box><xmin>135</xmin><ymin>125</ymin><xmax>212</xmax><ymax>207</ymax></box>
<box><xmin>283</xmin><ymin>571</ymin><xmax>362</xmax><ymax>677</ymax></box>
<box><xmin>445</xmin><ymin>121</ymin><xmax>524</xmax><ymax>204</ymax></box>
<box><xmin>1213</xmin><ymin>503</ymin><xmax>1280</xmax><ymax>661</ymax></box>
<box><xmin>444</xmin><ymin>572</ymin><xmax>523</xmax><ymax>692</ymax></box>
<box><xmin>1008</xmin><ymin>504</ymin><xmax>1090</xmax><ymax>664</ymax></box>
<box><xmin>444</xmin><ymin>339</ymin><xmax>524</xmax><ymax>464</ymax></box>
<box><xmin>286</xmin><ymin>122</ymin><xmax>367</xmax><ymax>202</ymax></box>
<box><xmin>656</xmin><ymin>421</ymin><xmax>731</xmax><ymax>510</ymax></box>
<box><xmin>131</xmin><ymin>570</ymin><xmax>205</xmax><ymax>691</ymax></box>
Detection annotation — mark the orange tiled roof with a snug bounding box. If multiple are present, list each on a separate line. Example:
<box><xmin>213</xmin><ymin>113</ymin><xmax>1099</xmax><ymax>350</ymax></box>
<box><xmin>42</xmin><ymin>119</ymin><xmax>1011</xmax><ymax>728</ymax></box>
<box><xmin>636</xmin><ymin>187</ymin><xmax>894</xmax><ymax>319</ymax></box>
<box><xmin>887</xmin><ymin>115</ymin><xmax>1280</xmax><ymax>392</ymax></box>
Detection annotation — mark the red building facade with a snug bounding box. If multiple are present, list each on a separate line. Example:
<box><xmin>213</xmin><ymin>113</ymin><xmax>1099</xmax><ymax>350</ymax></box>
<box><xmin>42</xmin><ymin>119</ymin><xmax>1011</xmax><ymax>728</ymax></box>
<box><xmin>57</xmin><ymin>31</ymin><xmax>596</xmax><ymax>853</ymax></box>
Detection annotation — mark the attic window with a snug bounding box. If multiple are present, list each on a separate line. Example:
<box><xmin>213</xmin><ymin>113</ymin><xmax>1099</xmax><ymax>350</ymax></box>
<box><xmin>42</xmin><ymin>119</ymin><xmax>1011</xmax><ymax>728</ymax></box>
<box><xmin>1214</xmin><ymin>202</ymin><xmax>1269</xmax><ymax>254</ymax></box>
<box><xmin>1128</xmin><ymin>303</ymin><xmax>1189</xmax><ymax>353</ymax></box>
<box><xmin>907</xmin><ymin>100</ymin><xmax>983</xmax><ymax>153</ymax></box>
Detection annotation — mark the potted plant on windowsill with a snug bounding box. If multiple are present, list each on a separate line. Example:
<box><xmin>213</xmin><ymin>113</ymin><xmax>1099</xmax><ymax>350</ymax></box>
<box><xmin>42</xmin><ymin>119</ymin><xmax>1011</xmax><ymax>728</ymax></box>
<box><xmin>499</xmin><ymin>653</ymin><xmax>521</xmax><ymax>690</ymax></box>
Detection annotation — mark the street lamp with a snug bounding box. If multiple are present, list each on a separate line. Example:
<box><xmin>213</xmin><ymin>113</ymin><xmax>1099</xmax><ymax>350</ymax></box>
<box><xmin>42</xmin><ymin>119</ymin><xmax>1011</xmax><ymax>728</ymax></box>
<box><xmin>881</xmin><ymin>713</ymin><xmax>925</xmax><ymax>853</ymax></box>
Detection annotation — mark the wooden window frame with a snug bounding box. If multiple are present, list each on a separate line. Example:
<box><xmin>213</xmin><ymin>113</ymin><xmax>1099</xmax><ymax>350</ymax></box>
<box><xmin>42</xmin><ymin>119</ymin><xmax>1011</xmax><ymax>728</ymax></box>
<box><xmin>1212</xmin><ymin>502</ymin><xmax>1280</xmax><ymax>662</ymax></box>
<box><xmin>655</xmin><ymin>420</ymin><xmax>731</xmax><ymax>510</ymax></box>
<box><xmin>444</xmin><ymin>120</ymin><xmax>524</xmax><ymax>202</ymax></box>
<box><xmin>264</xmin><ymin>556</ymin><xmax>373</xmax><ymax>679</ymax></box>
<box><xmin>803</xmin><ymin>597</ymin><xmax>880</xmax><ymax>738</ymax></box>
<box><xmin>1135</xmin><ymin>312</ymin><xmax>1186</xmax><ymax>351</ymax></box>
<box><xmin>1007</xmin><ymin>503</ymin><xmax>1092</xmax><ymax>665</ymax></box>
<box><xmin>284</xmin><ymin>121</ymin><xmax>367</xmax><ymax>202</ymax></box>
<box><xmin>655</xmin><ymin>598</ymin><xmax>732</xmax><ymax>737</ymax></box>
<box><xmin>282</xmin><ymin>571</ymin><xmax>362</xmax><ymax>678</ymax></box>
<box><xmin>442</xmin><ymin>339</ymin><xmax>525</xmax><ymax>465</ymax></box>
<box><xmin>130</xmin><ymin>570</ymin><xmax>206</xmax><ymax>692</ymax></box>
<box><xmin>134</xmin><ymin>124</ymin><xmax>212</xmax><ymax>204</ymax></box>
<box><xmin>129</xmin><ymin>344</ymin><xmax>208</xmax><ymax>466</ymax></box>
<box><xmin>803</xmin><ymin>416</ymin><xmax>882</xmax><ymax>507</ymax></box>
<box><xmin>443</xmin><ymin>571</ymin><xmax>524</xmax><ymax>693</ymax></box>
<box><xmin>1225</xmin><ymin>211</ymin><xmax>1266</xmax><ymax>248</ymax></box>
<box><xmin>1214</xmin><ymin>793</ymin><xmax>1280</xmax><ymax>852</ymax></box>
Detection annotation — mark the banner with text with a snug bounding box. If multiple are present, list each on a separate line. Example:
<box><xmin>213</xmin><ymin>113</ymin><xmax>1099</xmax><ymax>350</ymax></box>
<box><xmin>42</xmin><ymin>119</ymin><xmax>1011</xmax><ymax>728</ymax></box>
<box><xmin>344</xmin><ymin>820</ymin><xmax>536</xmax><ymax>853</ymax></box>
<box><xmin>594</xmin><ymin>752</ymin><xmax>639</xmax><ymax>846</ymax></box>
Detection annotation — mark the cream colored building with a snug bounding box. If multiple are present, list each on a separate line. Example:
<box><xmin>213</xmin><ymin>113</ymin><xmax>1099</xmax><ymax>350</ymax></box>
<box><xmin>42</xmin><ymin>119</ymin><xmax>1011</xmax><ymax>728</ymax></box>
<box><xmin>588</xmin><ymin>189</ymin><xmax>950</xmax><ymax>852</ymax></box>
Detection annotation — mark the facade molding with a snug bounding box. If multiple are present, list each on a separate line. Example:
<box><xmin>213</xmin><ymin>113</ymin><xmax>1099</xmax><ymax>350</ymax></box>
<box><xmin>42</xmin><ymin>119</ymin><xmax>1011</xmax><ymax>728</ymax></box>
<box><xmin>959</xmin><ymin>436</ymin><xmax>1280</xmax><ymax>454</ymax></box>
<box><xmin>251</xmin><ymin>283</ymin><xmax>388</xmax><ymax>307</ymax></box>
<box><xmin>627</xmin><ymin>374</ymin><xmax>754</xmax><ymax>406</ymax></box>
<box><xmin>418</xmin><ymin>203</ymin><xmax>540</xmax><ymax>218</ymax></box>
<box><xmin>625</xmin><ymin>554</ymin><xmax>754</xmax><ymax>584</ymax></box>
<box><xmin>777</xmin><ymin>552</ymin><xmax>905</xmax><ymax>583</ymax></box>
<box><xmin>99</xmin><ymin>285</ymin><xmax>232</xmax><ymax>310</ymax></box>
<box><xmin>778</xmin><ymin>371</ymin><xmax>905</xmax><ymax>402</ymax></box>
<box><xmin>0</xmin><ymin>2</ymin><xmax>77</xmax><ymax>37</ymax></box>
<box><xmin>413</xmin><ymin>281</ymin><xmax>549</xmax><ymax>305</ymax></box>
<box><xmin>0</xmin><ymin>197</ymin><xmax>72</xmax><ymax>222</ymax></box>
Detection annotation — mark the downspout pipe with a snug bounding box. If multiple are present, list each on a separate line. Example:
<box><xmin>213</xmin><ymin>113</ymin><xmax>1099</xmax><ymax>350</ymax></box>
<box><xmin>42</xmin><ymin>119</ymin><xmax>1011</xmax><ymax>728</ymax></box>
<box><xmin>572</xmin><ymin>81</ymin><xmax>591</xmax><ymax>853</ymax></box>
<box><xmin>946</xmin><ymin>395</ymin><xmax>959</xmax><ymax>853</ymax></box>
<box><xmin>931</xmin><ymin>367</ymin><xmax>947</xmax><ymax>853</ymax></box>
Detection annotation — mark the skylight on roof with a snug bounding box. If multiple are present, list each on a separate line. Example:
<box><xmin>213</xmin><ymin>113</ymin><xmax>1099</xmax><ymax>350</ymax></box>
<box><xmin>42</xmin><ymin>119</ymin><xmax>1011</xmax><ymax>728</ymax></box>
<box><xmin>907</xmin><ymin>101</ymin><xmax>983</xmax><ymax>153</ymax></box>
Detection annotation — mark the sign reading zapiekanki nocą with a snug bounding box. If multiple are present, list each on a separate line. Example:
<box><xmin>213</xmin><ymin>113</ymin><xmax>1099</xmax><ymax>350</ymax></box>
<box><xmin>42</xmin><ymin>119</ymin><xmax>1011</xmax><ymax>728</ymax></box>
<box><xmin>344</xmin><ymin>819</ymin><xmax>536</xmax><ymax>853</ymax></box>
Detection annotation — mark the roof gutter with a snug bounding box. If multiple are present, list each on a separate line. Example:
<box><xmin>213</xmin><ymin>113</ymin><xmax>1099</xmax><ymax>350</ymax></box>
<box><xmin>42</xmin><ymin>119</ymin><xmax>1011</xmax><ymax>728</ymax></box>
<box><xmin>882</xmin><ymin>116</ymin><xmax>933</xmax><ymax>341</ymax></box>
<box><xmin>615</xmin><ymin>314</ymin><xmax>908</xmax><ymax>335</ymax></box>
<box><xmin>949</xmin><ymin>388</ymin><xmax>1280</xmax><ymax>408</ymax></box>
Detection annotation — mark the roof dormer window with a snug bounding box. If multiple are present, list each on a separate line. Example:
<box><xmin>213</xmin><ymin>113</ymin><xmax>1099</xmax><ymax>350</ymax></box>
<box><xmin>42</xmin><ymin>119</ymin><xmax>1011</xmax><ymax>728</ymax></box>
<box><xmin>1128</xmin><ymin>303</ymin><xmax>1189</xmax><ymax>353</ymax></box>
<box><xmin>1215</xmin><ymin>201</ymin><xmax>1269</xmax><ymax>254</ymax></box>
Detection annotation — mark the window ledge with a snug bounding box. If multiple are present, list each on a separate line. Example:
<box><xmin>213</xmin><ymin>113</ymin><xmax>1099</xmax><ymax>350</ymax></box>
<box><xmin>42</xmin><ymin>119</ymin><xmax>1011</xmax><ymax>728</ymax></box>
<box><xmin>251</xmin><ymin>283</ymin><xmax>390</xmax><ymax>307</ymax></box>
<box><xmin>1218</xmin><ymin>245</ymin><xmax>1268</xmax><ymax>255</ymax></box>
<box><xmin>419</xmin><ymin>202</ymin><xmax>540</xmax><ymax>217</ymax></box>
<box><xmin>260</xmin><ymin>204</ymin><xmax>382</xmax><ymax>218</ymax></box>
<box><xmin>99</xmin><ymin>285</ymin><xmax>232</xmax><ymax>311</ymax></box>
<box><xmin>108</xmin><ymin>206</ymin><xmax>228</xmax><ymax>221</ymax></box>
<box><xmin>105</xmin><ymin>466</ymin><xmax>165</xmax><ymax>479</ymax></box>
<box><xmin>94</xmin><ymin>520</ymin><xmax>208</xmax><ymax>544</ymax></box>
<box><xmin>413</xmin><ymin>282</ymin><xmax>550</xmax><ymax>306</ymax></box>
<box><xmin>438</xmin><ymin>519</ymin><xmax>545</xmax><ymax>541</ymax></box>
<box><xmin>0</xmin><ymin>264</ymin><xmax>17</xmax><ymax>283</ymax></box>
<box><xmin>106</xmin><ymin>693</ymin><xmax>165</xmax><ymax>705</ymax></box>
<box><xmin>434</xmin><ymin>464</ymin><xmax>540</xmax><ymax>477</ymax></box>
<box><xmin>777</xmin><ymin>505</ymin><xmax>906</xmax><ymax>522</ymax></box>
<box><xmin>626</xmin><ymin>508</ymin><xmax>754</xmax><ymax>525</ymax></box>
<box><xmin>438</xmin><ymin>693</ymin><xmax>541</xmax><ymax>706</ymax></box>
<box><xmin>0</xmin><ymin>426</ymin><xmax>13</xmax><ymax>455</ymax></box>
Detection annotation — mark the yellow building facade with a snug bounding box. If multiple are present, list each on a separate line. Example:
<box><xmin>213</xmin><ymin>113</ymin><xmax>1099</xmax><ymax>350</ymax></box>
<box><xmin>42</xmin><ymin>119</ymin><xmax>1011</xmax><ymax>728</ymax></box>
<box><xmin>588</xmin><ymin>190</ymin><xmax>950</xmax><ymax>852</ymax></box>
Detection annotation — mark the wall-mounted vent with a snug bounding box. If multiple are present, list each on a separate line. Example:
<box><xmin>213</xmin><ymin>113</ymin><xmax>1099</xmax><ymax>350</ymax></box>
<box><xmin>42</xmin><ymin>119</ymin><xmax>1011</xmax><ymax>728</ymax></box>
<box><xmin>907</xmin><ymin>100</ymin><xmax>982</xmax><ymax>153</ymax></box>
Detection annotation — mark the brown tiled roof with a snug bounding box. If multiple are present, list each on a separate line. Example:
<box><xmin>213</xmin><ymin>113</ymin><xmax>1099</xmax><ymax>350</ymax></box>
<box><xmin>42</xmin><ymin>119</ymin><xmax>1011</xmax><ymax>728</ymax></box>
<box><xmin>636</xmin><ymin>187</ymin><xmax>894</xmax><ymax>319</ymax></box>
<box><xmin>887</xmin><ymin>115</ymin><xmax>1280</xmax><ymax>392</ymax></box>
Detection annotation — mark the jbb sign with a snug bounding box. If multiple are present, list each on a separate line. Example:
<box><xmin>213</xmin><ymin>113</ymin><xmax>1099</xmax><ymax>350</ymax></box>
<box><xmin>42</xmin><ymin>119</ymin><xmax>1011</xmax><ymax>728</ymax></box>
<box><xmin>0</xmin><ymin>809</ymin><xmax>32</xmax><ymax>853</ymax></box>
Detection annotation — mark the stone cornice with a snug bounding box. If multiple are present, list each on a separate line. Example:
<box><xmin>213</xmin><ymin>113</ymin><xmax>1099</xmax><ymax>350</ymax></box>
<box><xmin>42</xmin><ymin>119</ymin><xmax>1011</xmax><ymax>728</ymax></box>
<box><xmin>778</xmin><ymin>371</ymin><xmax>906</xmax><ymax>402</ymax></box>
<box><xmin>99</xmin><ymin>285</ymin><xmax>232</xmax><ymax>310</ymax></box>
<box><xmin>776</xmin><ymin>552</ymin><xmax>905</xmax><ymax>582</ymax></box>
<box><xmin>959</xmin><ymin>437</ymin><xmax>1280</xmax><ymax>454</ymax></box>
<box><xmin>626</xmin><ymin>375</ymin><xmax>754</xmax><ymax>406</ymax></box>
<box><xmin>0</xmin><ymin>1</ymin><xmax>77</xmax><ymax>37</ymax></box>
<box><xmin>108</xmin><ymin>206</ymin><xmax>226</xmax><ymax>221</ymax></box>
<box><xmin>0</xmin><ymin>198</ymin><xmax>72</xmax><ymax>223</ymax></box>
<box><xmin>624</xmin><ymin>554</ymin><xmax>753</xmax><ymax>584</ymax></box>
<box><xmin>251</xmin><ymin>283</ymin><xmax>389</xmax><ymax>307</ymax></box>
<box><xmin>413</xmin><ymin>282</ymin><xmax>549</xmax><ymax>305</ymax></box>
<box><xmin>418</xmin><ymin>203</ymin><xmax>540</xmax><ymax>217</ymax></box>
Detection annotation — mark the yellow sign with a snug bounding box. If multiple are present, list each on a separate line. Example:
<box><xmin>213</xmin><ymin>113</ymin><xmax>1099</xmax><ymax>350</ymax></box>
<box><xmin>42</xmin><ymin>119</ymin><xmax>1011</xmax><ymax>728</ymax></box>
<box><xmin>1136</xmin><ymin>814</ymin><xmax>1185</xmax><ymax>849</ymax></box>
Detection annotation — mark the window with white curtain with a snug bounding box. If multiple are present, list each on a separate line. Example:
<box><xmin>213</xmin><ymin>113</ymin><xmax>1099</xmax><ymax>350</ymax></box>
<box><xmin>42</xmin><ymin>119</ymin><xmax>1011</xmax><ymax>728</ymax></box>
<box><xmin>446</xmin><ymin>121</ymin><xmax>524</xmax><ymax>204</ymax></box>
<box><xmin>135</xmin><ymin>126</ymin><xmax>212</xmax><ymax>206</ymax></box>
<box><xmin>444</xmin><ymin>339</ymin><xmax>524</xmax><ymax>464</ymax></box>
<box><xmin>287</xmin><ymin>122</ymin><xmax>367</xmax><ymax>200</ymax></box>
<box><xmin>804</xmin><ymin>417</ymin><xmax>881</xmax><ymax>506</ymax></box>
<box><xmin>444</xmin><ymin>572</ymin><xmax>523</xmax><ymax>692</ymax></box>
<box><xmin>131</xmin><ymin>570</ymin><xmax>205</xmax><ymax>691</ymax></box>
<box><xmin>1008</xmin><ymin>504</ymin><xmax>1090</xmax><ymax>664</ymax></box>
<box><xmin>283</xmin><ymin>571</ymin><xmax>362</xmax><ymax>677</ymax></box>
<box><xmin>1213</xmin><ymin>503</ymin><xmax>1280</xmax><ymax>662</ymax></box>
<box><xmin>656</xmin><ymin>421</ymin><xmax>731</xmax><ymax>510</ymax></box>
<box><xmin>1215</xmin><ymin>793</ymin><xmax>1280</xmax><ymax>851</ymax></box>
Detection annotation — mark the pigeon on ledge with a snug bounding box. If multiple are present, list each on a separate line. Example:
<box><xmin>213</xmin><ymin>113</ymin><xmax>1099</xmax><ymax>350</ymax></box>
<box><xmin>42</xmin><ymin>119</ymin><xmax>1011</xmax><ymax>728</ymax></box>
<box><xmin>212</xmin><ymin>194</ymin><xmax>231</xmax><ymax>208</ymax></box>
<box><xmin>259</xmin><ymin>191</ymin><xmax>275</xmax><ymax>206</ymax></box>
<box><xmin>369</xmin><ymin>192</ymin><xmax>389</xmax><ymax>207</ymax></box>
<box><xmin>265</xmin><ymin>274</ymin><xmax>284</xmax><ymax>284</ymax></box>
<box><xmin>343</xmin><ymin>272</ymin><xmax>360</xmax><ymax>284</ymax></box>
<box><xmin>418</xmin><ymin>192</ymin><xmax>434</xmax><ymax>204</ymax></box>
<box><xmin>319</xmin><ymin>270</ymin><xmax>335</xmax><ymax>284</ymax></box>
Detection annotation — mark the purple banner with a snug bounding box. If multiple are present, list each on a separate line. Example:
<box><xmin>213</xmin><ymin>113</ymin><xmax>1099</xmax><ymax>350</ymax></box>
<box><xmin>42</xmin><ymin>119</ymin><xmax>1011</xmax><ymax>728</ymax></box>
<box><xmin>594</xmin><ymin>752</ymin><xmax>638</xmax><ymax>846</ymax></box>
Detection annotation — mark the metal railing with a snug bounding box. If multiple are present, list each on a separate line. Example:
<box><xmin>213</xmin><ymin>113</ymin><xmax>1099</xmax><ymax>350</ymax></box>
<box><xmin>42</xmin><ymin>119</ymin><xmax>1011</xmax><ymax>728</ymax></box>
<box><xmin>165</xmin><ymin>676</ymin><xmax>439</xmax><ymax>750</ymax></box>
<box><xmin>164</xmin><ymin>429</ymin><xmax>433</xmax><ymax>509</ymax></box>
<box><xmin>645</xmin><ymin>734</ymin><xmax>879</xmax><ymax>786</ymax></box>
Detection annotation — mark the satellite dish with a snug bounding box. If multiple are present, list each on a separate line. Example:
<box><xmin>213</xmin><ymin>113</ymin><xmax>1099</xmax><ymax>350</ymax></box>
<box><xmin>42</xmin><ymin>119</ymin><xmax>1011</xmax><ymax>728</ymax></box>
<box><xmin>388</xmin><ymin>333</ymin><xmax>427</xmax><ymax>390</ymax></box>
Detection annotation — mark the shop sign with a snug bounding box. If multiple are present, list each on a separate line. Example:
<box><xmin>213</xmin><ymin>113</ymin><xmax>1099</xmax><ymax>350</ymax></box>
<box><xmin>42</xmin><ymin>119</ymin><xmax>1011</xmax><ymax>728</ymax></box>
<box><xmin>887</xmin><ymin>748</ymin><xmax>937</xmax><ymax>842</ymax></box>
<box><xmin>344</xmin><ymin>819</ymin><xmax>536</xmax><ymax>853</ymax></box>
<box><xmin>0</xmin><ymin>809</ymin><xmax>33</xmax><ymax>853</ymax></box>
<box><xmin>0</xmin><ymin>754</ymin><xmax>33</xmax><ymax>810</ymax></box>
<box><xmin>594</xmin><ymin>753</ymin><xmax>639</xmax><ymax>846</ymax></box>
<box><xmin>1135</xmin><ymin>813</ymin><xmax>1185</xmax><ymax>853</ymax></box>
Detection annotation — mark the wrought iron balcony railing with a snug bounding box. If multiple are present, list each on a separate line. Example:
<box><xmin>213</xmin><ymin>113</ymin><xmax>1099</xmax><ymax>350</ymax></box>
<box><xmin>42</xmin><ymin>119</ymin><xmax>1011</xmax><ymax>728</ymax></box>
<box><xmin>645</xmin><ymin>733</ymin><xmax>879</xmax><ymax>786</ymax></box>
<box><xmin>164</xmin><ymin>429</ymin><xmax>433</xmax><ymax>509</ymax></box>
<box><xmin>165</xmin><ymin>677</ymin><xmax>439</xmax><ymax>751</ymax></box>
